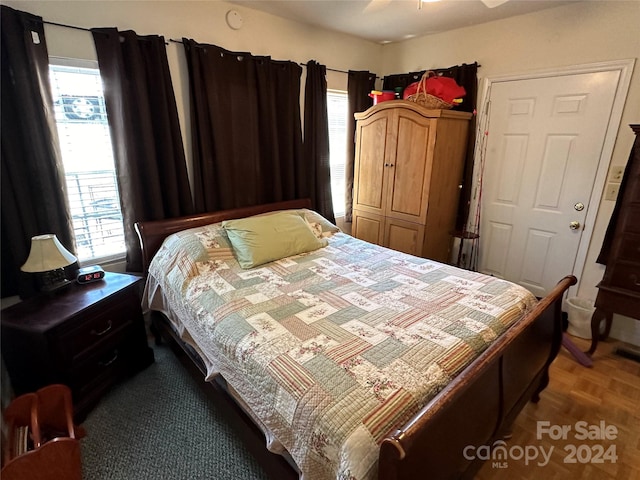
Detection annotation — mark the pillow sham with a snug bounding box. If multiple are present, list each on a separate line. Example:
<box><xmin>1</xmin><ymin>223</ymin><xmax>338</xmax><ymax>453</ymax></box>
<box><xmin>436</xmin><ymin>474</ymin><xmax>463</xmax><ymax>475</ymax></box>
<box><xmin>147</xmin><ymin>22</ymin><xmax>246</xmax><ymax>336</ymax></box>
<box><xmin>222</xmin><ymin>212</ymin><xmax>328</xmax><ymax>269</ymax></box>
<box><xmin>251</xmin><ymin>208</ymin><xmax>341</xmax><ymax>235</ymax></box>
<box><xmin>300</xmin><ymin>209</ymin><xmax>341</xmax><ymax>235</ymax></box>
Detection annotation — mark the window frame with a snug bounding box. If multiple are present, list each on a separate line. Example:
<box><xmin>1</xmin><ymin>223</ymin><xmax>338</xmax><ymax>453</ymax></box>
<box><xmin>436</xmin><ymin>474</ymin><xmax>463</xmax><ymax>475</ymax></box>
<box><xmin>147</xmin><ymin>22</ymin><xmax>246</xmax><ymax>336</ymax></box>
<box><xmin>49</xmin><ymin>56</ymin><xmax>126</xmax><ymax>267</ymax></box>
<box><xmin>327</xmin><ymin>89</ymin><xmax>349</xmax><ymax>219</ymax></box>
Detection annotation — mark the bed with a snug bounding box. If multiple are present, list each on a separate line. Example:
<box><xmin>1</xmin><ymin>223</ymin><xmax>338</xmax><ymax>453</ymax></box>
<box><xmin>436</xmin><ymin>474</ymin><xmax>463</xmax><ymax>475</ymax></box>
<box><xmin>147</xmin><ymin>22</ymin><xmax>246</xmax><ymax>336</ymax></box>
<box><xmin>135</xmin><ymin>198</ymin><xmax>576</xmax><ymax>480</ymax></box>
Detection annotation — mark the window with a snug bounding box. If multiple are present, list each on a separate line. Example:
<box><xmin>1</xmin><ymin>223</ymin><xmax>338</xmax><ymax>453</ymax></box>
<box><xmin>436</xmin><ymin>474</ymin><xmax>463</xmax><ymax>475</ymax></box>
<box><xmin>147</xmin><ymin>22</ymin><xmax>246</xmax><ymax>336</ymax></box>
<box><xmin>49</xmin><ymin>60</ymin><xmax>125</xmax><ymax>264</ymax></box>
<box><xmin>327</xmin><ymin>90</ymin><xmax>349</xmax><ymax>218</ymax></box>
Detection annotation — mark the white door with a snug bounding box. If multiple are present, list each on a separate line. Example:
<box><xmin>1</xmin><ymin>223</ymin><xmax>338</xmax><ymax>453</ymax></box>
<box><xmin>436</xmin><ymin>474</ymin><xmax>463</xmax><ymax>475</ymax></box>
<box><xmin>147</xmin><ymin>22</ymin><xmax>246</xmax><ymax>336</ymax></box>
<box><xmin>479</xmin><ymin>70</ymin><xmax>620</xmax><ymax>298</ymax></box>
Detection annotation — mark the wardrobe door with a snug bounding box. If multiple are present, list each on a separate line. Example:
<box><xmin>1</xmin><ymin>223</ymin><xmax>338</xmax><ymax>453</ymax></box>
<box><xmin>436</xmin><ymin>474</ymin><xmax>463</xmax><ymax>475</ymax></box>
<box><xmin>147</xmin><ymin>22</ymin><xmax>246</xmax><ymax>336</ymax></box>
<box><xmin>386</xmin><ymin>109</ymin><xmax>434</xmax><ymax>224</ymax></box>
<box><xmin>384</xmin><ymin>217</ymin><xmax>425</xmax><ymax>257</ymax></box>
<box><xmin>352</xmin><ymin>210</ymin><xmax>384</xmax><ymax>246</ymax></box>
<box><xmin>353</xmin><ymin>112</ymin><xmax>392</xmax><ymax>216</ymax></box>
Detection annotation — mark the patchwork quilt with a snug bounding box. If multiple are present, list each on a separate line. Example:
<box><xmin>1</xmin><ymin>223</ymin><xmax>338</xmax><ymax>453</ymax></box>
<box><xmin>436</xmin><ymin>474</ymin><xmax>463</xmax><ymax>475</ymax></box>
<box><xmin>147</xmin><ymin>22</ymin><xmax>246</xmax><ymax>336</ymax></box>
<box><xmin>144</xmin><ymin>221</ymin><xmax>537</xmax><ymax>480</ymax></box>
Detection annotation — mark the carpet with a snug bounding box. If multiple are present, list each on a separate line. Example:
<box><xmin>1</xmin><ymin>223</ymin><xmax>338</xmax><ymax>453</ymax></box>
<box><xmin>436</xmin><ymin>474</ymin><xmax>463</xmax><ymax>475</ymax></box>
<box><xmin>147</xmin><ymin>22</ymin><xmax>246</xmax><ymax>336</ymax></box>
<box><xmin>80</xmin><ymin>344</ymin><xmax>270</xmax><ymax>480</ymax></box>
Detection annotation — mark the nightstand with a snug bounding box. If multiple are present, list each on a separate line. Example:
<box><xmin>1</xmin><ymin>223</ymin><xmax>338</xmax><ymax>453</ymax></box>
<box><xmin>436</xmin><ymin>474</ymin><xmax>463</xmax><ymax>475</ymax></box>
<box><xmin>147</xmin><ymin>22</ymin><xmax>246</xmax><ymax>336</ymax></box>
<box><xmin>1</xmin><ymin>272</ymin><xmax>154</xmax><ymax>421</ymax></box>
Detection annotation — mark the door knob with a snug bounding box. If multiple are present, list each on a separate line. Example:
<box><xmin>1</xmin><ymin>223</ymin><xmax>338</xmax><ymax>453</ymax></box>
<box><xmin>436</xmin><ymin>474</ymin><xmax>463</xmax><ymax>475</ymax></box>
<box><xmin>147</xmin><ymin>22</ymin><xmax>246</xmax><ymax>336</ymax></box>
<box><xmin>574</xmin><ymin>202</ymin><xmax>585</xmax><ymax>211</ymax></box>
<box><xmin>569</xmin><ymin>221</ymin><xmax>581</xmax><ymax>230</ymax></box>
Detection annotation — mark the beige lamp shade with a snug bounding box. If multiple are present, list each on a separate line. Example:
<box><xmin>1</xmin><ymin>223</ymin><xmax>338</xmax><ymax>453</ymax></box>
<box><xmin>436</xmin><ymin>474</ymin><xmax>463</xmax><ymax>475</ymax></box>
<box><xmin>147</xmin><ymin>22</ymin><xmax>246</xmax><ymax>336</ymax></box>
<box><xmin>20</xmin><ymin>234</ymin><xmax>77</xmax><ymax>273</ymax></box>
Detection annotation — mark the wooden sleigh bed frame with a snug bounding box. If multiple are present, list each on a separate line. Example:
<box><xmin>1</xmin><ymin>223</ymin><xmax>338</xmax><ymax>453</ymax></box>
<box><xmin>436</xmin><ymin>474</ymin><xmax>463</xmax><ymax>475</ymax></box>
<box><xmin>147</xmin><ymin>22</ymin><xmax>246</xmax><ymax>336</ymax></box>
<box><xmin>135</xmin><ymin>198</ymin><xmax>576</xmax><ymax>480</ymax></box>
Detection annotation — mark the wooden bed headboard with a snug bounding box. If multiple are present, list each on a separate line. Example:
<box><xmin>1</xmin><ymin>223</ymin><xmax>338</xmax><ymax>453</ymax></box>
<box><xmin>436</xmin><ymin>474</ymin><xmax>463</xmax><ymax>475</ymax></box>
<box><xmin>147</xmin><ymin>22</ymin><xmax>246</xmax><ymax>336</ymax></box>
<box><xmin>134</xmin><ymin>198</ymin><xmax>312</xmax><ymax>274</ymax></box>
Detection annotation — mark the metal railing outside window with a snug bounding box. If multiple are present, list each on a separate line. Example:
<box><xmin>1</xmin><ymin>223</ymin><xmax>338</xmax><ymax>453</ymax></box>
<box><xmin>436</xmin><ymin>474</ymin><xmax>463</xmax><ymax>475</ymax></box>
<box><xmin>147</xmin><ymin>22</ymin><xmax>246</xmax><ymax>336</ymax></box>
<box><xmin>64</xmin><ymin>170</ymin><xmax>125</xmax><ymax>261</ymax></box>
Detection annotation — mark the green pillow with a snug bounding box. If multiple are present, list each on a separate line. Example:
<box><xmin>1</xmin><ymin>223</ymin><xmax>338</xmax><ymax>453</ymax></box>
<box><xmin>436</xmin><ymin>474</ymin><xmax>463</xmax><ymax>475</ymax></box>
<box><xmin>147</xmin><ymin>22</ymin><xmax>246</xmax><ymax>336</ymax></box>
<box><xmin>300</xmin><ymin>209</ymin><xmax>341</xmax><ymax>234</ymax></box>
<box><xmin>253</xmin><ymin>208</ymin><xmax>341</xmax><ymax>234</ymax></box>
<box><xmin>222</xmin><ymin>212</ymin><xmax>328</xmax><ymax>269</ymax></box>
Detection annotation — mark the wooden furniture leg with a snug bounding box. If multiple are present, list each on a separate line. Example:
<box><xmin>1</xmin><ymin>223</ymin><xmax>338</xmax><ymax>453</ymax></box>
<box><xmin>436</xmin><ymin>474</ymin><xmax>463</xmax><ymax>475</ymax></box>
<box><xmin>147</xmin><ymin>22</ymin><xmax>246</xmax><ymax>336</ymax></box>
<box><xmin>588</xmin><ymin>307</ymin><xmax>612</xmax><ymax>355</ymax></box>
<box><xmin>601</xmin><ymin>311</ymin><xmax>613</xmax><ymax>340</ymax></box>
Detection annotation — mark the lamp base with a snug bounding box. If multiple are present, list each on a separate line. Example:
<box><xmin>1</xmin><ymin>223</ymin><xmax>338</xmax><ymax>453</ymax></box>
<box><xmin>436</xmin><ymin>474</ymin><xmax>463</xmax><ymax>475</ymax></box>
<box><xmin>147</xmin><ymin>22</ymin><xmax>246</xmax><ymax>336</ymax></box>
<box><xmin>38</xmin><ymin>269</ymin><xmax>73</xmax><ymax>293</ymax></box>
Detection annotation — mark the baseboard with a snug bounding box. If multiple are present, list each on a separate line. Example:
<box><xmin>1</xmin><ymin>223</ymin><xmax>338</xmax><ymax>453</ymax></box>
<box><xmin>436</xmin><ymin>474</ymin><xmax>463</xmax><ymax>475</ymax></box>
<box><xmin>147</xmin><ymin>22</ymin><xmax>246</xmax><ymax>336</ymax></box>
<box><xmin>609</xmin><ymin>314</ymin><xmax>640</xmax><ymax>347</ymax></box>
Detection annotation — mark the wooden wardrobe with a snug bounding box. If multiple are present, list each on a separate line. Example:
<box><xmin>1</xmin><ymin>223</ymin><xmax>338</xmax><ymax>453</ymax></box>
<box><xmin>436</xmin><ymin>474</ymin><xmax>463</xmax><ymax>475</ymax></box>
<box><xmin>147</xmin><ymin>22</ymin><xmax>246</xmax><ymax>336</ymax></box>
<box><xmin>352</xmin><ymin>100</ymin><xmax>472</xmax><ymax>263</ymax></box>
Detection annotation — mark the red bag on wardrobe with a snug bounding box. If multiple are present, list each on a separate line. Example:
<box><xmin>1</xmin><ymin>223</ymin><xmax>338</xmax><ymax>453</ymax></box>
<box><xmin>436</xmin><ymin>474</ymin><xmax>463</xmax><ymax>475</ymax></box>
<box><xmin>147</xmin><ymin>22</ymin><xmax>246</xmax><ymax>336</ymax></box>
<box><xmin>403</xmin><ymin>72</ymin><xmax>466</xmax><ymax>104</ymax></box>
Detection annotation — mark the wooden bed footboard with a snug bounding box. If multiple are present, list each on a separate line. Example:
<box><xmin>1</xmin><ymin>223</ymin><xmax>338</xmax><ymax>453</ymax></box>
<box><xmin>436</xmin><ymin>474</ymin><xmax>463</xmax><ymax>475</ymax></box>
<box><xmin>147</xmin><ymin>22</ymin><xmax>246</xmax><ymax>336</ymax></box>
<box><xmin>135</xmin><ymin>200</ymin><xmax>576</xmax><ymax>480</ymax></box>
<box><xmin>378</xmin><ymin>275</ymin><xmax>576</xmax><ymax>480</ymax></box>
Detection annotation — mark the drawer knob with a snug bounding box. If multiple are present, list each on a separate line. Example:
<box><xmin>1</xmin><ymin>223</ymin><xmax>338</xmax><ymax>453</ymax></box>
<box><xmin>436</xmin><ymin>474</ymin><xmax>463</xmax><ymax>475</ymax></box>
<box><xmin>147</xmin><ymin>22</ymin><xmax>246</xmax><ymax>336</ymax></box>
<box><xmin>631</xmin><ymin>274</ymin><xmax>640</xmax><ymax>287</ymax></box>
<box><xmin>90</xmin><ymin>320</ymin><xmax>113</xmax><ymax>337</ymax></box>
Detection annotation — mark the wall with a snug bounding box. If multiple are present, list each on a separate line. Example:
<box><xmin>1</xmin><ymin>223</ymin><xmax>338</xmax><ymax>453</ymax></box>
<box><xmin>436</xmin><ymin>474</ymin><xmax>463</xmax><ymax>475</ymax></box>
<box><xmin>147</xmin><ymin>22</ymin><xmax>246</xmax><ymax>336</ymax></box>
<box><xmin>380</xmin><ymin>0</ymin><xmax>640</xmax><ymax>344</ymax></box>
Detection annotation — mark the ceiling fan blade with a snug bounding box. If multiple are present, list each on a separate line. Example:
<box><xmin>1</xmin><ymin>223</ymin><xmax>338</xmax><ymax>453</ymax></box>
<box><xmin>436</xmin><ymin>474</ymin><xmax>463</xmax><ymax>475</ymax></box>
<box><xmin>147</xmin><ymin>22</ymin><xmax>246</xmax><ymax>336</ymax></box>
<box><xmin>480</xmin><ymin>0</ymin><xmax>510</xmax><ymax>8</ymax></box>
<box><xmin>364</xmin><ymin>0</ymin><xmax>392</xmax><ymax>13</ymax></box>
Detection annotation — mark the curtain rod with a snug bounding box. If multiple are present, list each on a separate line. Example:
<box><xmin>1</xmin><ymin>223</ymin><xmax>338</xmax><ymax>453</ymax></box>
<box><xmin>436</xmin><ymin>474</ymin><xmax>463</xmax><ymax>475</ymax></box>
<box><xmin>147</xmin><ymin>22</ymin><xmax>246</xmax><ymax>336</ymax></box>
<box><xmin>168</xmin><ymin>38</ymin><xmax>360</xmax><ymax>77</ymax></box>
<box><xmin>38</xmin><ymin>21</ymin><xmax>358</xmax><ymax>76</ymax></box>
<box><xmin>41</xmin><ymin>19</ymin><xmax>169</xmax><ymax>44</ymax></box>
<box><xmin>40</xmin><ymin>22</ymin><xmax>478</xmax><ymax>78</ymax></box>
<box><xmin>168</xmin><ymin>40</ymin><xmax>481</xmax><ymax>77</ymax></box>
<box><xmin>43</xmin><ymin>20</ymin><xmax>91</xmax><ymax>33</ymax></box>
<box><xmin>37</xmin><ymin>20</ymin><xmax>358</xmax><ymax>77</ymax></box>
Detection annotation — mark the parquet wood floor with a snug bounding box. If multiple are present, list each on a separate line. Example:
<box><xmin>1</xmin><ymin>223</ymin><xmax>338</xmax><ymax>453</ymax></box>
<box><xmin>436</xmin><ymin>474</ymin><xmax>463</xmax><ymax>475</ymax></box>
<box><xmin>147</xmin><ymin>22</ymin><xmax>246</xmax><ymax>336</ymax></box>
<box><xmin>476</xmin><ymin>336</ymin><xmax>640</xmax><ymax>480</ymax></box>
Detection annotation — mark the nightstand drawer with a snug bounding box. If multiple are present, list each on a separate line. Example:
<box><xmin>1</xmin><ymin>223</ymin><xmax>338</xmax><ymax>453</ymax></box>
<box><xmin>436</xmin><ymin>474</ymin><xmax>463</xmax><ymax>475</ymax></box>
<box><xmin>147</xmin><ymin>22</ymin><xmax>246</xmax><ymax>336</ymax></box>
<box><xmin>57</xmin><ymin>299</ymin><xmax>138</xmax><ymax>365</ymax></box>
<box><xmin>69</xmin><ymin>345</ymin><xmax>128</xmax><ymax>390</ymax></box>
<box><xmin>68</xmin><ymin>335</ymin><xmax>153</xmax><ymax>397</ymax></box>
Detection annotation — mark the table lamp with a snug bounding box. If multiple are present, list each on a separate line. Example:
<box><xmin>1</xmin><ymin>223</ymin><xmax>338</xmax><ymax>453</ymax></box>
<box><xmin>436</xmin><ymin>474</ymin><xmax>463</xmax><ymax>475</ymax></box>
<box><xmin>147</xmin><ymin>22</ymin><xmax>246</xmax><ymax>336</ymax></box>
<box><xmin>20</xmin><ymin>234</ymin><xmax>77</xmax><ymax>292</ymax></box>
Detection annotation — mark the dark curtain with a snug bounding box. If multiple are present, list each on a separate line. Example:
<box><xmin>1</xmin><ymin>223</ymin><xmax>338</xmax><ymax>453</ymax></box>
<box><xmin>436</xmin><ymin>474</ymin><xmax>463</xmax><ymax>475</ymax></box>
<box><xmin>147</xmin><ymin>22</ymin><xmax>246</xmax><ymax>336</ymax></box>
<box><xmin>383</xmin><ymin>63</ymin><xmax>478</xmax><ymax>230</ymax></box>
<box><xmin>434</xmin><ymin>63</ymin><xmax>478</xmax><ymax>230</ymax></box>
<box><xmin>1</xmin><ymin>5</ymin><xmax>75</xmax><ymax>298</ymax></box>
<box><xmin>432</xmin><ymin>63</ymin><xmax>477</xmax><ymax>114</ymax></box>
<box><xmin>345</xmin><ymin>70</ymin><xmax>376</xmax><ymax>222</ymax></box>
<box><xmin>382</xmin><ymin>70</ymin><xmax>425</xmax><ymax>93</ymax></box>
<box><xmin>304</xmin><ymin>61</ymin><xmax>335</xmax><ymax>224</ymax></box>
<box><xmin>91</xmin><ymin>28</ymin><xmax>194</xmax><ymax>273</ymax></box>
<box><xmin>183</xmin><ymin>39</ymin><xmax>304</xmax><ymax>213</ymax></box>
<box><xmin>597</xmin><ymin>125</ymin><xmax>639</xmax><ymax>265</ymax></box>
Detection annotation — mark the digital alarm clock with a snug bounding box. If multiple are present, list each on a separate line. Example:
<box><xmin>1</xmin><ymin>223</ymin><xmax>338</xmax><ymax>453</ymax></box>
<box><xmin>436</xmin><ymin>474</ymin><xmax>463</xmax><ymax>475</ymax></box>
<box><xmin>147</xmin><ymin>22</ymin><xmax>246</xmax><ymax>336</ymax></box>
<box><xmin>76</xmin><ymin>265</ymin><xmax>106</xmax><ymax>284</ymax></box>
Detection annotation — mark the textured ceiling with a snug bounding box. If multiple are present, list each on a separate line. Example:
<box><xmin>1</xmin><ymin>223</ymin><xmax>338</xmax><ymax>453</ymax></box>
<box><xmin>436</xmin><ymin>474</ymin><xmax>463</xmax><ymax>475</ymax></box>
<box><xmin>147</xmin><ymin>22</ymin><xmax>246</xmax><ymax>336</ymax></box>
<box><xmin>230</xmin><ymin>0</ymin><xmax>577</xmax><ymax>44</ymax></box>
